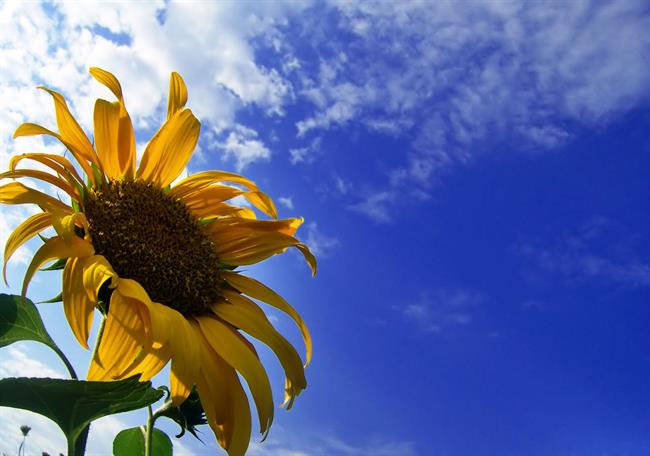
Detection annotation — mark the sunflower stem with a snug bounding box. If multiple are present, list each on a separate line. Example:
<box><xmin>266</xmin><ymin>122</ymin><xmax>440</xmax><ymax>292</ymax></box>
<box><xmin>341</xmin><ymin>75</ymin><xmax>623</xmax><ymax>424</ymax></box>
<box><xmin>52</xmin><ymin>344</ymin><xmax>78</xmax><ymax>380</ymax></box>
<box><xmin>90</xmin><ymin>315</ymin><xmax>107</xmax><ymax>368</ymax></box>
<box><xmin>144</xmin><ymin>404</ymin><xmax>154</xmax><ymax>456</ymax></box>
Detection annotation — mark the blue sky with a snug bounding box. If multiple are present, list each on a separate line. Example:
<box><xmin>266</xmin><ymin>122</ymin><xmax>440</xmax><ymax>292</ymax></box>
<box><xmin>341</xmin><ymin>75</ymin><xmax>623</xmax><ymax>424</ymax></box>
<box><xmin>1</xmin><ymin>1</ymin><xmax>650</xmax><ymax>455</ymax></box>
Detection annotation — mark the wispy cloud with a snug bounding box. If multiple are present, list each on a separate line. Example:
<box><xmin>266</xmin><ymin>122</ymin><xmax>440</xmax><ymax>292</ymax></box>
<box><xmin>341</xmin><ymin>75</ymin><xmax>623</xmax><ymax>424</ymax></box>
<box><xmin>248</xmin><ymin>426</ymin><xmax>417</xmax><ymax>456</ymax></box>
<box><xmin>289</xmin><ymin>0</ymin><xmax>650</xmax><ymax>220</ymax></box>
<box><xmin>278</xmin><ymin>196</ymin><xmax>294</xmax><ymax>210</ymax></box>
<box><xmin>304</xmin><ymin>222</ymin><xmax>339</xmax><ymax>258</ymax></box>
<box><xmin>515</xmin><ymin>217</ymin><xmax>650</xmax><ymax>288</ymax></box>
<box><xmin>399</xmin><ymin>288</ymin><xmax>484</xmax><ymax>334</ymax></box>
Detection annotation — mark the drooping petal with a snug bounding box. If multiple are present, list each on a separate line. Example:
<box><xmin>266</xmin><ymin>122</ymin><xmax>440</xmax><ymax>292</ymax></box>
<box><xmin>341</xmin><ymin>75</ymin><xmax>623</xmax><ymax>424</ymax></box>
<box><xmin>171</xmin><ymin>170</ymin><xmax>277</xmax><ymax>218</ymax></box>
<box><xmin>22</xmin><ymin>236</ymin><xmax>94</xmax><ymax>299</ymax></box>
<box><xmin>13</xmin><ymin>123</ymin><xmax>97</xmax><ymax>186</ymax></box>
<box><xmin>137</xmin><ymin>109</ymin><xmax>200</xmax><ymax>188</ymax></box>
<box><xmin>168</xmin><ymin>314</ymin><xmax>200</xmax><ymax>405</ymax></box>
<box><xmin>119</xmin><ymin>342</ymin><xmax>172</xmax><ymax>381</ymax></box>
<box><xmin>62</xmin><ymin>257</ymin><xmax>94</xmax><ymax>348</ymax></box>
<box><xmin>197</xmin><ymin>316</ymin><xmax>274</xmax><ymax>435</ymax></box>
<box><xmin>223</xmin><ymin>271</ymin><xmax>312</xmax><ymax>366</ymax></box>
<box><xmin>81</xmin><ymin>255</ymin><xmax>117</xmax><ymax>302</ymax></box>
<box><xmin>214</xmin><ymin>231</ymin><xmax>317</xmax><ymax>276</ymax></box>
<box><xmin>52</xmin><ymin>212</ymin><xmax>88</xmax><ymax>242</ymax></box>
<box><xmin>180</xmin><ymin>185</ymin><xmax>244</xmax><ymax>217</ymax></box>
<box><xmin>195</xmin><ymin>341</ymin><xmax>234</xmax><ymax>450</ymax></box>
<box><xmin>0</xmin><ymin>182</ymin><xmax>72</xmax><ymax>214</ymax></box>
<box><xmin>167</xmin><ymin>72</ymin><xmax>188</xmax><ymax>119</ymax></box>
<box><xmin>195</xmin><ymin>332</ymin><xmax>252</xmax><ymax>456</ymax></box>
<box><xmin>87</xmin><ymin>290</ymin><xmax>147</xmax><ymax>380</ymax></box>
<box><xmin>213</xmin><ymin>291</ymin><xmax>307</xmax><ymax>409</ymax></box>
<box><xmin>10</xmin><ymin>153</ymin><xmax>84</xmax><ymax>189</ymax></box>
<box><xmin>89</xmin><ymin>67</ymin><xmax>136</xmax><ymax>178</ymax></box>
<box><xmin>3</xmin><ymin>212</ymin><xmax>51</xmax><ymax>284</ymax></box>
<box><xmin>0</xmin><ymin>169</ymin><xmax>79</xmax><ymax>200</ymax></box>
<box><xmin>37</xmin><ymin>86</ymin><xmax>99</xmax><ymax>167</ymax></box>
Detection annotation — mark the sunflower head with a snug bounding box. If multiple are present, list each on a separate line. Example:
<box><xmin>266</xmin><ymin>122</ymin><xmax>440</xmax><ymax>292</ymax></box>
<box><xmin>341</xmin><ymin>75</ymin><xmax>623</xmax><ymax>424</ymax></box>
<box><xmin>1</xmin><ymin>68</ymin><xmax>316</xmax><ymax>456</ymax></box>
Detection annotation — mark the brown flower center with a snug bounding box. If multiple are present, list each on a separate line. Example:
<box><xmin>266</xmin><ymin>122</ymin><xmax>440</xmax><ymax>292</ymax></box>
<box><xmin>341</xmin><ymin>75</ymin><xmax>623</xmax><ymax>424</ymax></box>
<box><xmin>84</xmin><ymin>179</ymin><xmax>222</xmax><ymax>316</ymax></box>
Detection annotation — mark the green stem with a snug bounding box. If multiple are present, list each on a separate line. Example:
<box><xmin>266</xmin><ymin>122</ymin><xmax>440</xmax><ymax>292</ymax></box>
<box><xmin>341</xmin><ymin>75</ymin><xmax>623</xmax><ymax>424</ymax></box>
<box><xmin>70</xmin><ymin>315</ymin><xmax>107</xmax><ymax>456</ymax></box>
<box><xmin>144</xmin><ymin>405</ymin><xmax>154</xmax><ymax>456</ymax></box>
<box><xmin>144</xmin><ymin>399</ymin><xmax>173</xmax><ymax>456</ymax></box>
<box><xmin>90</xmin><ymin>315</ymin><xmax>107</xmax><ymax>367</ymax></box>
<box><xmin>51</xmin><ymin>344</ymin><xmax>78</xmax><ymax>380</ymax></box>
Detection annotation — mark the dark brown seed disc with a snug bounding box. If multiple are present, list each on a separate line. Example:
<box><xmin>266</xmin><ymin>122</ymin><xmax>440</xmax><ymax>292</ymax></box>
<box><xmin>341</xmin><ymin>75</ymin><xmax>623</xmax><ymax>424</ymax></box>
<box><xmin>84</xmin><ymin>179</ymin><xmax>223</xmax><ymax>316</ymax></box>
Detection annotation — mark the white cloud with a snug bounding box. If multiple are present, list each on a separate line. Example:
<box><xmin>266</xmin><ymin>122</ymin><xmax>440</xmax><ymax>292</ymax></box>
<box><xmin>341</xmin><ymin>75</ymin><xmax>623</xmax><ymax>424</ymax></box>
<box><xmin>516</xmin><ymin>217</ymin><xmax>650</xmax><ymax>288</ymax></box>
<box><xmin>214</xmin><ymin>124</ymin><xmax>272</xmax><ymax>171</ymax></box>
<box><xmin>290</xmin><ymin>0</ymin><xmax>650</xmax><ymax>219</ymax></box>
<box><xmin>278</xmin><ymin>196</ymin><xmax>294</xmax><ymax>210</ymax></box>
<box><xmin>303</xmin><ymin>223</ymin><xmax>339</xmax><ymax>257</ymax></box>
<box><xmin>247</xmin><ymin>426</ymin><xmax>416</xmax><ymax>456</ymax></box>
<box><xmin>349</xmin><ymin>191</ymin><xmax>394</xmax><ymax>223</ymax></box>
<box><xmin>399</xmin><ymin>289</ymin><xmax>484</xmax><ymax>334</ymax></box>
<box><xmin>289</xmin><ymin>137</ymin><xmax>322</xmax><ymax>165</ymax></box>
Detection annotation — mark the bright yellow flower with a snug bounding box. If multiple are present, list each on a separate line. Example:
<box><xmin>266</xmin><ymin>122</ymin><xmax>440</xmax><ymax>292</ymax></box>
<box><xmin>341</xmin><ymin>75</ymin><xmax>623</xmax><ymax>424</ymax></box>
<box><xmin>1</xmin><ymin>68</ymin><xmax>315</xmax><ymax>455</ymax></box>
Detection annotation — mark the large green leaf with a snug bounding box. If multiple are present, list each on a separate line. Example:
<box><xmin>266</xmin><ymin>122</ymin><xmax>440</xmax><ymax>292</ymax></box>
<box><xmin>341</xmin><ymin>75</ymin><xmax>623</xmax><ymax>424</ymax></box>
<box><xmin>0</xmin><ymin>293</ymin><xmax>59</xmax><ymax>350</ymax></box>
<box><xmin>113</xmin><ymin>427</ymin><xmax>173</xmax><ymax>456</ymax></box>
<box><xmin>0</xmin><ymin>376</ymin><xmax>164</xmax><ymax>455</ymax></box>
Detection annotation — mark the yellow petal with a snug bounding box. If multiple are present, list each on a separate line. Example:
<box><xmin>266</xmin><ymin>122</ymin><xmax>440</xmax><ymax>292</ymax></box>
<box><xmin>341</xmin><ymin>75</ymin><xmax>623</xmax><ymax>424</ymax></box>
<box><xmin>37</xmin><ymin>86</ymin><xmax>99</xmax><ymax>166</ymax></box>
<box><xmin>10</xmin><ymin>153</ymin><xmax>84</xmax><ymax>189</ymax></box>
<box><xmin>93</xmin><ymin>99</ymin><xmax>121</xmax><ymax>179</ymax></box>
<box><xmin>62</xmin><ymin>257</ymin><xmax>94</xmax><ymax>348</ymax></box>
<box><xmin>115</xmin><ymin>279</ymin><xmax>174</xmax><ymax>348</ymax></box>
<box><xmin>13</xmin><ymin>122</ymin><xmax>59</xmax><ymax>139</ymax></box>
<box><xmin>89</xmin><ymin>67</ymin><xmax>136</xmax><ymax>178</ymax></box>
<box><xmin>171</xmin><ymin>170</ymin><xmax>277</xmax><ymax>218</ymax></box>
<box><xmin>214</xmin><ymin>291</ymin><xmax>307</xmax><ymax>409</ymax></box>
<box><xmin>87</xmin><ymin>290</ymin><xmax>147</xmax><ymax>380</ymax></box>
<box><xmin>167</xmin><ymin>72</ymin><xmax>188</xmax><ymax>119</ymax></box>
<box><xmin>215</xmin><ymin>231</ymin><xmax>317</xmax><ymax>276</ymax></box>
<box><xmin>195</xmin><ymin>336</ymin><xmax>251</xmax><ymax>456</ymax></box>
<box><xmin>0</xmin><ymin>182</ymin><xmax>72</xmax><ymax>214</ymax></box>
<box><xmin>119</xmin><ymin>343</ymin><xmax>171</xmax><ymax>381</ymax></box>
<box><xmin>81</xmin><ymin>255</ymin><xmax>117</xmax><ymax>303</ymax></box>
<box><xmin>224</xmin><ymin>371</ymin><xmax>252</xmax><ymax>456</ymax></box>
<box><xmin>89</xmin><ymin>67</ymin><xmax>124</xmax><ymax>101</ymax></box>
<box><xmin>52</xmin><ymin>212</ymin><xmax>88</xmax><ymax>242</ymax></box>
<box><xmin>171</xmin><ymin>170</ymin><xmax>261</xmax><ymax>198</ymax></box>
<box><xmin>137</xmin><ymin>109</ymin><xmax>200</xmax><ymax>188</ymax></box>
<box><xmin>22</xmin><ymin>236</ymin><xmax>94</xmax><ymax>299</ymax></box>
<box><xmin>180</xmin><ymin>185</ymin><xmax>244</xmax><ymax>218</ymax></box>
<box><xmin>197</xmin><ymin>316</ymin><xmax>274</xmax><ymax>435</ymax></box>
<box><xmin>0</xmin><ymin>170</ymin><xmax>79</xmax><ymax>201</ymax></box>
<box><xmin>168</xmin><ymin>315</ymin><xmax>200</xmax><ymax>405</ymax></box>
<box><xmin>3</xmin><ymin>212</ymin><xmax>51</xmax><ymax>284</ymax></box>
<box><xmin>223</xmin><ymin>271</ymin><xmax>312</xmax><ymax>366</ymax></box>
<box><xmin>195</xmin><ymin>344</ymin><xmax>233</xmax><ymax>450</ymax></box>
<box><xmin>13</xmin><ymin>123</ymin><xmax>97</xmax><ymax>186</ymax></box>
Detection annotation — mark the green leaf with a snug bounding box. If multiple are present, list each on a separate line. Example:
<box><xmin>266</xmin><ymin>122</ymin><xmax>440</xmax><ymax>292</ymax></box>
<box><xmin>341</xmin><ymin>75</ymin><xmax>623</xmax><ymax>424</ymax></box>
<box><xmin>113</xmin><ymin>427</ymin><xmax>173</xmax><ymax>456</ymax></box>
<box><xmin>0</xmin><ymin>376</ymin><xmax>164</xmax><ymax>455</ymax></box>
<box><xmin>158</xmin><ymin>387</ymin><xmax>207</xmax><ymax>440</ymax></box>
<box><xmin>0</xmin><ymin>294</ymin><xmax>59</xmax><ymax>351</ymax></box>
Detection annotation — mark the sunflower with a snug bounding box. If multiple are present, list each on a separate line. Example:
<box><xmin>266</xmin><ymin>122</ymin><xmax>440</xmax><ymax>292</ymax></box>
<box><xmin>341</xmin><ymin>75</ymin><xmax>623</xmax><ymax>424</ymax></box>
<box><xmin>0</xmin><ymin>68</ymin><xmax>315</xmax><ymax>455</ymax></box>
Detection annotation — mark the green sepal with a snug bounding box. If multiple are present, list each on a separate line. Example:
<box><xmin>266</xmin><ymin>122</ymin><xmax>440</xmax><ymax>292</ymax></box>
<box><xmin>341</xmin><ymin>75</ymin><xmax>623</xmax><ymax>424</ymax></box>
<box><xmin>38</xmin><ymin>291</ymin><xmax>63</xmax><ymax>304</ymax></box>
<box><xmin>40</xmin><ymin>257</ymin><xmax>67</xmax><ymax>271</ymax></box>
<box><xmin>158</xmin><ymin>387</ymin><xmax>207</xmax><ymax>440</ymax></box>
